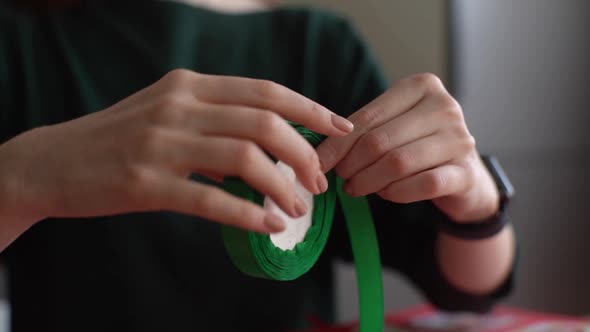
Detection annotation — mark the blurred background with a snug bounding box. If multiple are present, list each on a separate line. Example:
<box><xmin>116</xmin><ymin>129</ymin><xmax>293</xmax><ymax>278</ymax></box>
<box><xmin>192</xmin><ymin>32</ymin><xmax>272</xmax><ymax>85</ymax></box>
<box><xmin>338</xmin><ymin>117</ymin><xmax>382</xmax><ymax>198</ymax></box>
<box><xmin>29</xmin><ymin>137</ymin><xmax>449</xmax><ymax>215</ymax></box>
<box><xmin>0</xmin><ymin>0</ymin><xmax>589</xmax><ymax>329</ymax></box>
<box><xmin>285</xmin><ymin>0</ymin><xmax>590</xmax><ymax>321</ymax></box>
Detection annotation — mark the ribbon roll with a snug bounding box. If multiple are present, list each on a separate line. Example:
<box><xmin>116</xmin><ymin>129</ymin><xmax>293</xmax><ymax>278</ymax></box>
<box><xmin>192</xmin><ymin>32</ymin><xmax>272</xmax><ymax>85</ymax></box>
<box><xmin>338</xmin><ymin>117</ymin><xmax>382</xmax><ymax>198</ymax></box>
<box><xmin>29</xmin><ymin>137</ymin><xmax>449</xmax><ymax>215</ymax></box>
<box><xmin>222</xmin><ymin>126</ymin><xmax>384</xmax><ymax>332</ymax></box>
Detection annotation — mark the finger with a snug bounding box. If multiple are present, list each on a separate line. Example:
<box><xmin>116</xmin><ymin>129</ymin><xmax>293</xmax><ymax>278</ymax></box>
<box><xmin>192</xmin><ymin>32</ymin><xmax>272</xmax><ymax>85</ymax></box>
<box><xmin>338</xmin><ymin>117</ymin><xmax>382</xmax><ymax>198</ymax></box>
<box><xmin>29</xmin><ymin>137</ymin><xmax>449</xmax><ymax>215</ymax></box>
<box><xmin>344</xmin><ymin>134</ymin><xmax>474</xmax><ymax>197</ymax></box>
<box><xmin>316</xmin><ymin>74</ymin><xmax>443</xmax><ymax>172</ymax></box>
<box><xmin>335</xmin><ymin>97</ymin><xmax>445</xmax><ymax>179</ymax></box>
<box><xmin>377</xmin><ymin>164</ymin><xmax>468</xmax><ymax>204</ymax></box>
<box><xmin>149</xmin><ymin>132</ymin><xmax>304</xmax><ymax>218</ymax></box>
<box><xmin>192</xmin><ymin>106</ymin><xmax>326</xmax><ymax>195</ymax></box>
<box><xmin>135</xmin><ymin>95</ymin><xmax>326</xmax><ymax>194</ymax></box>
<box><xmin>152</xmin><ymin>176</ymin><xmax>286</xmax><ymax>233</ymax></box>
<box><xmin>197</xmin><ymin>171</ymin><xmax>224</xmax><ymax>183</ymax></box>
<box><xmin>190</xmin><ymin>73</ymin><xmax>354</xmax><ymax>136</ymax></box>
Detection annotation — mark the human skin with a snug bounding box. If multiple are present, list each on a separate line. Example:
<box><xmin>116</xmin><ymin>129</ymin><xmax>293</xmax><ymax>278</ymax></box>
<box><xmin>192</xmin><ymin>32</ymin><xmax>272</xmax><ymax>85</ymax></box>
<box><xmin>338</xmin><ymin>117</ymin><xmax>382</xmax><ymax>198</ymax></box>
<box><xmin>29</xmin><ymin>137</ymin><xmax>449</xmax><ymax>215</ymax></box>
<box><xmin>316</xmin><ymin>73</ymin><xmax>515</xmax><ymax>295</ymax></box>
<box><xmin>0</xmin><ymin>70</ymin><xmax>353</xmax><ymax>250</ymax></box>
<box><xmin>0</xmin><ymin>0</ymin><xmax>516</xmax><ymax>297</ymax></box>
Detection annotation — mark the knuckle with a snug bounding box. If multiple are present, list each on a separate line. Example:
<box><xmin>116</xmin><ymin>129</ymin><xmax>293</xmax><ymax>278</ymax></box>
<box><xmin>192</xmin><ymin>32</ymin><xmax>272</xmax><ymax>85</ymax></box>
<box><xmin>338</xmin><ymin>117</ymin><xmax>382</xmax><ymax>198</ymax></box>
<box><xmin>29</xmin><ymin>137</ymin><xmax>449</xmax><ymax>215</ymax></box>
<box><xmin>354</xmin><ymin>103</ymin><xmax>384</xmax><ymax>127</ymax></box>
<box><xmin>462</xmin><ymin>134</ymin><xmax>477</xmax><ymax>151</ymax></box>
<box><xmin>433</xmin><ymin>93</ymin><xmax>461</xmax><ymax>113</ymax></box>
<box><xmin>231</xmin><ymin>203</ymin><xmax>264</xmax><ymax>230</ymax></box>
<box><xmin>319</xmin><ymin>139</ymin><xmax>339</xmax><ymax>159</ymax></box>
<box><xmin>362</xmin><ymin>131</ymin><xmax>389</xmax><ymax>157</ymax></box>
<box><xmin>439</xmin><ymin>106</ymin><xmax>465</xmax><ymax>127</ymax></box>
<box><xmin>461</xmin><ymin>168</ymin><xmax>475</xmax><ymax>192</ymax></box>
<box><xmin>300</xmin><ymin>146</ymin><xmax>320</xmax><ymax>173</ymax></box>
<box><xmin>465</xmin><ymin>163</ymin><xmax>477</xmax><ymax>189</ymax></box>
<box><xmin>310</xmin><ymin>101</ymin><xmax>322</xmax><ymax>115</ymax></box>
<box><xmin>291</xmin><ymin>142</ymin><xmax>319</xmax><ymax>174</ymax></box>
<box><xmin>306</xmin><ymin>145</ymin><xmax>319</xmax><ymax>165</ymax></box>
<box><xmin>235</xmin><ymin>141</ymin><xmax>259</xmax><ymax>168</ymax></box>
<box><xmin>255</xmin><ymin>111</ymin><xmax>283</xmax><ymax>136</ymax></box>
<box><xmin>387</xmin><ymin>149</ymin><xmax>415</xmax><ymax>174</ymax></box>
<box><xmin>238</xmin><ymin>199</ymin><xmax>261</xmax><ymax>219</ymax></box>
<box><xmin>150</xmin><ymin>96</ymin><xmax>185</xmax><ymax>125</ymax></box>
<box><xmin>410</xmin><ymin>72</ymin><xmax>443</xmax><ymax>89</ymax></box>
<box><xmin>157</xmin><ymin>93</ymin><xmax>182</xmax><ymax>108</ymax></box>
<box><xmin>195</xmin><ymin>188</ymin><xmax>223</xmax><ymax>217</ymax></box>
<box><xmin>376</xmin><ymin>190</ymin><xmax>391</xmax><ymax>201</ymax></box>
<box><xmin>124</xmin><ymin>165</ymin><xmax>155</xmax><ymax>194</ymax></box>
<box><xmin>423</xmin><ymin>172</ymin><xmax>446</xmax><ymax>196</ymax></box>
<box><xmin>163</xmin><ymin>68</ymin><xmax>196</xmax><ymax>88</ymax></box>
<box><xmin>253</xmin><ymin>79</ymin><xmax>281</xmax><ymax>99</ymax></box>
<box><xmin>377</xmin><ymin>187</ymin><xmax>400</xmax><ymax>203</ymax></box>
<box><xmin>431</xmin><ymin>95</ymin><xmax>464</xmax><ymax>124</ymax></box>
<box><xmin>317</xmin><ymin>138</ymin><xmax>339</xmax><ymax>169</ymax></box>
<box><xmin>448</xmin><ymin>121</ymin><xmax>472</xmax><ymax>141</ymax></box>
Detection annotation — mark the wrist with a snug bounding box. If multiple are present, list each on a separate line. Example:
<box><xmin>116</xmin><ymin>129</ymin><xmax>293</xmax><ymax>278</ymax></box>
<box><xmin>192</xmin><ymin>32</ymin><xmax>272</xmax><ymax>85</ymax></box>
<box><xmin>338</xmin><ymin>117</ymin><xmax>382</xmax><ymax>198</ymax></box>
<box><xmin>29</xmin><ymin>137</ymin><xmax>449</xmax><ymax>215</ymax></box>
<box><xmin>0</xmin><ymin>149</ymin><xmax>40</xmax><ymax>251</ymax></box>
<box><xmin>450</xmin><ymin>179</ymin><xmax>500</xmax><ymax>223</ymax></box>
<box><xmin>434</xmin><ymin>165</ymin><xmax>500</xmax><ymax>223</ymax></box>
<box><xmin>436</xmin><ymin>197</ymin><xmax>509</xmax><ymax>240</ymax></box>
<box><xmin>0</xmin><ymin>140</ymin><xmax>45</xmax><ymax>227</ymax></box>
<box><xmin>435</xmin><ymin>155</ymin><xmax>514</xmax><ymax>240</ymax></box>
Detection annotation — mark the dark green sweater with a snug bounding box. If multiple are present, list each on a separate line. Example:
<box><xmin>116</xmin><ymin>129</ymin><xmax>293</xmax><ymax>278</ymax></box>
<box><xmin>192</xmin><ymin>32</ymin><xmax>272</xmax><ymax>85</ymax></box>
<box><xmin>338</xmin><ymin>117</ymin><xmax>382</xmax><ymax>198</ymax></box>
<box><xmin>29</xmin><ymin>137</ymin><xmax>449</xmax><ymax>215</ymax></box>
<box><xmin>0</xmin><ymin>1</ymin><xmax>512</xmax><ymax>331</ymax></box>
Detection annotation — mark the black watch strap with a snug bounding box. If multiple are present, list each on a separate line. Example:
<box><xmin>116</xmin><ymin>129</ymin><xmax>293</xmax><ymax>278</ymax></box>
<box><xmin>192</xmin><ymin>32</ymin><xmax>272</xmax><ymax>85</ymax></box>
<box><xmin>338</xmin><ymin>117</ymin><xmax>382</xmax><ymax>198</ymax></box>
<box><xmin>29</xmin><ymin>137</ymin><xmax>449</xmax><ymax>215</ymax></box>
<box><xmin>436</xmin><ymin>155</ymin><xmax>514</xmax><ymax>240</ymax></box>
<box><xmin>437</xmin><ymin>202</ymin><xmax>509</xmax><ymax>240</ymax></box>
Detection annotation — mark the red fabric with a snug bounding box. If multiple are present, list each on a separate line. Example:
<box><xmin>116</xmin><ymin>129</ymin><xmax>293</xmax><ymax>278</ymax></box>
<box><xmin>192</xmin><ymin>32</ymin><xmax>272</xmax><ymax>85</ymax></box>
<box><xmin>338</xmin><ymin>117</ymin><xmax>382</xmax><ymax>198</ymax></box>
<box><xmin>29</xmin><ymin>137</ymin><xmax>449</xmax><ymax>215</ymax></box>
<box><xmin>291</xmin><ymin>305</ymin><xmax>590</xmax><ymax>332</ymax></box>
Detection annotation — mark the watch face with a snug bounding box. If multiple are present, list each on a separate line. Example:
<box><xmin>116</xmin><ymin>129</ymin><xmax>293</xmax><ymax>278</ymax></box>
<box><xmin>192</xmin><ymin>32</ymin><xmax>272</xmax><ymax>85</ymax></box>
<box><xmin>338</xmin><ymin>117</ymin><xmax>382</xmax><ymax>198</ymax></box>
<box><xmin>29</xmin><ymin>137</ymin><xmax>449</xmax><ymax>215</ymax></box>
<box><xmin>482</xmin><ymin>155</ymin><xmax>515</xmax><ymax>201</ymax></box>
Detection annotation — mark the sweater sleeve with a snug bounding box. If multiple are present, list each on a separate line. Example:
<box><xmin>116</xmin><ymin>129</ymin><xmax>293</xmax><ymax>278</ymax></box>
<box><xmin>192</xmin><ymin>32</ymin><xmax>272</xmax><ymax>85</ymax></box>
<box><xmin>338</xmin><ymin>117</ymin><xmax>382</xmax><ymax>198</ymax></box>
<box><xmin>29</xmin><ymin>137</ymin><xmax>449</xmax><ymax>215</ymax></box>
<box><xmin>0</xmin><ymin>5</ymin><xmax>21</xmax><ymax>144</ymax></box>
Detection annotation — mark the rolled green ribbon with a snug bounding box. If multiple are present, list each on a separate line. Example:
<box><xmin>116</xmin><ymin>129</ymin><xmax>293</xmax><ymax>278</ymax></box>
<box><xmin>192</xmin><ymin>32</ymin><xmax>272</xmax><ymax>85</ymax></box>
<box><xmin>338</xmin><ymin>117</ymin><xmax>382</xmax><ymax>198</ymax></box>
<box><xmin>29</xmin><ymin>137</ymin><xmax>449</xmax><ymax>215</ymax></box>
<box><xmin>222</xmin><ymin>126</ymin><xmax>384</xmax><ymax>331</ymax></box>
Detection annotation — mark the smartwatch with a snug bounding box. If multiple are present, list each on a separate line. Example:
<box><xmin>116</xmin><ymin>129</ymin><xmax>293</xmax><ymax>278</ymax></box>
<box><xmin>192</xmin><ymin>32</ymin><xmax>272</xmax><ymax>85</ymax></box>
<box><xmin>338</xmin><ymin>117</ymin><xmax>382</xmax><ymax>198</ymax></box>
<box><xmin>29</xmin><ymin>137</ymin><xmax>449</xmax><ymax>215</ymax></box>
<box><xmin>437</xmin><ymin>155</ymin><xmax>515</xmax><ymax>240</ymax></box>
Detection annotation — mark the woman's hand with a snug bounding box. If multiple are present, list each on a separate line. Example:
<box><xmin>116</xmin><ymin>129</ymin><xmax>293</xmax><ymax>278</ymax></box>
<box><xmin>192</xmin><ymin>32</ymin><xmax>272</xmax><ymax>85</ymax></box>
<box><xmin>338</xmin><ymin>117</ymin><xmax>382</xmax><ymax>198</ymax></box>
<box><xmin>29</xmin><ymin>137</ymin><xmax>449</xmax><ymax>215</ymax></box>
<box><xmin>0</xmin><ymin>69</ymin><xmax>353</xmax><ymax>233</ymax></box>
<box><xmin>316</xmin><ymin>73</ymin><xmax>498</xmax><ymax>222</ymax></box>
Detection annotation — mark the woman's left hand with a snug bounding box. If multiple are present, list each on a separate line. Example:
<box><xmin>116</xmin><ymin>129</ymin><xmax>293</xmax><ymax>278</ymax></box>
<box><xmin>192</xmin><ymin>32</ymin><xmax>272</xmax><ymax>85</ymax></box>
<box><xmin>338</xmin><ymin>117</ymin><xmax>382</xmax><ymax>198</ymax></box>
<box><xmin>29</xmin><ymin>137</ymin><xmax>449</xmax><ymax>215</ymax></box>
<box><xmin>316</xmin><ymin>73</ymin><xmax>499</xmax><ymax>222</ymax></box>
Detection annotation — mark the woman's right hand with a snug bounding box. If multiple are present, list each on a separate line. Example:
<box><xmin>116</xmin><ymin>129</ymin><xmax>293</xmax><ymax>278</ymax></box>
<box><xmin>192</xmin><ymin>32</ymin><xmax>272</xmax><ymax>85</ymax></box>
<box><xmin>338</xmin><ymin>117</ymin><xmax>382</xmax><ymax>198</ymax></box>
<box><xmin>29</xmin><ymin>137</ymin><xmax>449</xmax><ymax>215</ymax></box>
<box><xmin>0</xmin><ymin>69</ymin><xmax>353</xmax><ymax>234</ymax></box>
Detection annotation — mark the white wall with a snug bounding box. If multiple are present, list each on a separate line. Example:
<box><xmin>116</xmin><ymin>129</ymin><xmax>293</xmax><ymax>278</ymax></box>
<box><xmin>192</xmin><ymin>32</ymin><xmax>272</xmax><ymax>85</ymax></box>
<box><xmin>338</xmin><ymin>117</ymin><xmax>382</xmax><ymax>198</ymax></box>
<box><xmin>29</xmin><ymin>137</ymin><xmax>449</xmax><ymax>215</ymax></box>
<box><xmin>284</xmin><ymin>0</ymin><xmax>449</xmax><ymax>82</ymax></box>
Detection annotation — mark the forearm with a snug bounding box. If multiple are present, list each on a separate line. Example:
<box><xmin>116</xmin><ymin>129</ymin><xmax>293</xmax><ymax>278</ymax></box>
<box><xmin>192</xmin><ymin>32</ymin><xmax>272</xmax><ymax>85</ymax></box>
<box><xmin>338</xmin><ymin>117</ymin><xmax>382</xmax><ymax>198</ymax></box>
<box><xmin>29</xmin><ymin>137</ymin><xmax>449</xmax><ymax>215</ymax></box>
<box><xmin>0</xmin><ymin>214</ymin><xmax>37</xmax><ymax>252</ymax></box>
<box><xmin>436</xmin><ymin>224</ymin><xmax>516</xmax><ymax>295</ymax></box>
<box><xmin>0</xmin><ymin>141</ymin><xmax>41</xmax><ymax>252</ymax></box>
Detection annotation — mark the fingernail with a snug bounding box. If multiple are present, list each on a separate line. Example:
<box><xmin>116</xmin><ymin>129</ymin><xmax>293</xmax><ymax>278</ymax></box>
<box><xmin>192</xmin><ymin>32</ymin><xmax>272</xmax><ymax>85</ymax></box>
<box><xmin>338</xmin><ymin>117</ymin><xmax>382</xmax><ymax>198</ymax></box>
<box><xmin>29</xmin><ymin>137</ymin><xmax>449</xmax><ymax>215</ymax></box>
<box><xmin>294</xmin><ymin>196</ymin><xmax>308</xmax><ymax>217</ymax></box>
<box><xmin>264</xmin><ymin>213</ymin><xmax>286</xmax><ymax>233</ymax></box>
<box><xmin>331</xmin><ymin>113</ymin><xmax>354</xmax><ymax>134</ymax></box>
<box><xmin>316</xmin><ymin>170</ymin><xmax>328</xmax><ymax>193</ymax></box>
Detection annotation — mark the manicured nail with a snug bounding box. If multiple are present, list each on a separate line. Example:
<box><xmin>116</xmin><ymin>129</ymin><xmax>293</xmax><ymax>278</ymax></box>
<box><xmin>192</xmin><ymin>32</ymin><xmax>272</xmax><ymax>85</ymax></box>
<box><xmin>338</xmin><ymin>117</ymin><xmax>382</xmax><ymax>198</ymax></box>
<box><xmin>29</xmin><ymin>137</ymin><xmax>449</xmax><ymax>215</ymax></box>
<box><xmin>316</xmin><ymin>170</ymin><xmax>328</xmax><ymax>193</ymax></box>
<box><xmin>331</xmin><ymin>113</ymin><xmax>354</xmax><ymax>134</ymax></box>
<box><xmin>264</xmin><ymin>213</ymin><xmax>286</xmax><ymax>233</ymax></box>
<box><xmin>294</xmin><ymin>196</ymin><xmax>308</xmax><ymax>217</ymax></box>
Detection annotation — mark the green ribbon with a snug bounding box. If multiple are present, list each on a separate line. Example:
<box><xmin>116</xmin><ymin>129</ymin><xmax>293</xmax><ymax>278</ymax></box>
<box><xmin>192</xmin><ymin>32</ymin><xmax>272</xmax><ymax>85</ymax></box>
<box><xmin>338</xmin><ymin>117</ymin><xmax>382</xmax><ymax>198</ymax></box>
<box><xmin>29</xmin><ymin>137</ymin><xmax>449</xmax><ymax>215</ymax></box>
<box><xmin>337</xmin><ymin>178</ymin><xmax>384</xmax><ymax>332</ymax></box>
<box><xmin>222</xmin><ymin>127</ymin><xmax>384</xmax><ymax>331</ymax></box>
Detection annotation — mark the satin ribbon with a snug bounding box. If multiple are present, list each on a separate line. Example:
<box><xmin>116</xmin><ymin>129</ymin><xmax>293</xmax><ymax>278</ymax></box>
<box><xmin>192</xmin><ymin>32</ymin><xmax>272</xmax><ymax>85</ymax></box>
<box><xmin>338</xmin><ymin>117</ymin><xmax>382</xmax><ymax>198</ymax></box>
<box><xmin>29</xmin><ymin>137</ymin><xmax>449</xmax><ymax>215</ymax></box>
<box><xmin>222</xmin><ymin>126</ymin><xmax>384</xmax><ymax>332</ymax></box>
